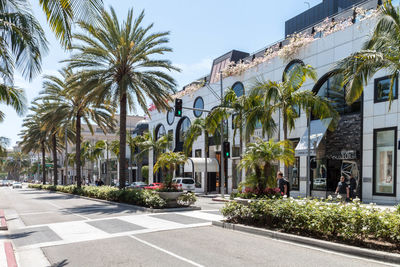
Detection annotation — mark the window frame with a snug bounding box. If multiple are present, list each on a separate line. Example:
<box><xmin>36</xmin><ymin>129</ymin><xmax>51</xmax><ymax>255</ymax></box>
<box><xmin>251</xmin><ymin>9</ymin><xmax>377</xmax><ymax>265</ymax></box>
<box><xmin>167</xmin><ymin>108</ymin><xmax>175</xmax><ymax>125</ymax></box>
<box><xmin>232</xmin><ymin>82</ymin><xmax>244</xmax><ymax>97</ymax></box>
<box><xmin>193</xmin><ymin>96</ymin><xmax>204</xmax><ymax>117</ymax></box>
<box><xmin>373</xmin><ymin>127</ymin><xmax>397</xmax><ymax>196</ymax></box>
<box><xmin>155</xmin><ymin>124</ymin><xmax>166</xmax><ymax>140</ymax></box>
<box><xmin>374</xmin><ymin>75</ymin><xmax>398</xmax><ymax>103</ymax></box>
<box><xmin>282</xmin><ymin>59</ymin><xmax>304</xmax><ymax>82</ymax></box>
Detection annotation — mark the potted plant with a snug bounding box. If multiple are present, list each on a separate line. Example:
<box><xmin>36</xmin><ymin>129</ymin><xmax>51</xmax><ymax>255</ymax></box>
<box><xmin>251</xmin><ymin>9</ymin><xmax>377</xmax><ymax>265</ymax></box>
<box><xmin>153</xmin><ymin>151</ymin><xmax>187</xmax><ymax>207</ymax></box>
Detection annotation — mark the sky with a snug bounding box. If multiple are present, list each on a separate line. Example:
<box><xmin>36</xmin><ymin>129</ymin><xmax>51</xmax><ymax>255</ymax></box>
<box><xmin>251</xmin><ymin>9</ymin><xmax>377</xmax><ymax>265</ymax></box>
<box><xmin>0</xmin><ymin>0</ymin><xmax>323</xmax><ymax>148</ymax></box>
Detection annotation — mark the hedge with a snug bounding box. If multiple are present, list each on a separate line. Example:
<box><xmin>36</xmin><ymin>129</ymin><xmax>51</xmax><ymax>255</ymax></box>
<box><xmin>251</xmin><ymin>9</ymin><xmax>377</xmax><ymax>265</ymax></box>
<box><xmin>28</xmin><ymin>184</ymin><xmax>169</xmax><ymax>208</ymax></box>
<box><xmin>221</xmin><ymin>197</ymin><xmax>400</xmax><ymax>251</ymax></box>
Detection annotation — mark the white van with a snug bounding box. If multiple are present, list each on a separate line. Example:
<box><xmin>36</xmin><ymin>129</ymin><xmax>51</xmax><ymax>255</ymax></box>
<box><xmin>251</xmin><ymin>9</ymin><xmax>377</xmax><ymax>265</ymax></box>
<box><xmin>172</xmin><ymin>177</ymin><xmax>195</xmax><ymax>192</ymax></box>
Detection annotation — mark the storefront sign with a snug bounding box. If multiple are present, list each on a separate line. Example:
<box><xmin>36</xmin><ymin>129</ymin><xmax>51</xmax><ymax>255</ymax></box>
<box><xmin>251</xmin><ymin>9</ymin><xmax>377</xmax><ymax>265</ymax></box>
<box><xmin>327</xmin><ymin>150</ymin><xmax>358</xmax><ymax>160</ymax></box>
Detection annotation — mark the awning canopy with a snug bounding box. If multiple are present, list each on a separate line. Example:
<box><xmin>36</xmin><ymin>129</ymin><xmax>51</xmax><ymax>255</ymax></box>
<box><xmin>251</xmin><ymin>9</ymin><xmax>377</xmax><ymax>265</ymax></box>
<box><xmin>295</xmin><ymin>118</ymin><xmax>332</xmax><ymax>157</ymax></box>
<box><xmin>184</xmin><ymin>158</ymin><xmax>219</xmax><ymax>173</ymax></box>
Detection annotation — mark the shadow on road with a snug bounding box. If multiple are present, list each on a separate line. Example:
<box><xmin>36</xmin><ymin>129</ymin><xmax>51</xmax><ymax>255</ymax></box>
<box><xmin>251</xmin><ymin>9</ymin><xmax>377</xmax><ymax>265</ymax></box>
<box><xmin>8</xmin><ymin>231</ymin><xmax>35</xmax><ymax>240</ymax></box>
<box><xmin>51</xmin><ymin>259</ymin><xmax>69</xmax><ymax>267</ymax></box>
<box><xmin>62</xmin><ymin>204</ymin><xmax>145</xmax><ymax>216</ymax></box>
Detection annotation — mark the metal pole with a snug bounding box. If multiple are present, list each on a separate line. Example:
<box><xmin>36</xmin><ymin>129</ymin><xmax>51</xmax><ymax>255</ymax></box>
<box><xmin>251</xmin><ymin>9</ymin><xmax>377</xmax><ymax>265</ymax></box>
<box><xmin>306</xmin><ymin>108</ymin><xmax>311</xmax><ymax>197</ymax></box>
<box><xmin>220</xmin><ymin>72</ymin><xmax>225</xmax><ymax>198</ymax></box>
<box><xmin>65</xmin><ymin>127</ymin><xmax>68</xmax><ymax>185</ymax></box>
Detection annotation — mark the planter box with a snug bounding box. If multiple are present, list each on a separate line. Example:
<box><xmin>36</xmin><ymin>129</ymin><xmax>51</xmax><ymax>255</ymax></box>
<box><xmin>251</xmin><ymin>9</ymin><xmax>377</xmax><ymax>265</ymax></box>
<box><xmin>157</xmin><ymin>191</ymin><xmax>184</xmax><ymax>208</ymax></box>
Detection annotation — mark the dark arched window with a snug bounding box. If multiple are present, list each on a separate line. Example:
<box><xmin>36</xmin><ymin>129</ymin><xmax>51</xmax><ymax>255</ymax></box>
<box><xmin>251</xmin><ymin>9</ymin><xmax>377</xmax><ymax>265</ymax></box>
<box><xmin>232</xmin><ymin>82</ymin><xmax>244</xmax><ymax>97</ymax></box>
<box><xmin>282</xmin><ymin>59</ymin><xmax>305</xmax><ymax>82</ymax></box>
<box><xmin>312</xmin><ymin>71</ymin><xmax>361</xmax><ymax>117</ymax></box>
<box><xmin>167</xmin><ymin>108</ymin><xmax>175</xmax><ymax>125</ymax></box>
<box><xmin>193</xmin><ymin>96</ymin><xmax>204</xmax><ymax>117</ymax></box>
<box><xmin>155</xmin><ymin>124</ymin><xmax>166</xmax><ymax>140</ymax></box>
<box><xmin>176</xmin><ymin>117</ymin><xmax>191</xmax><ymax>144</ymax></box>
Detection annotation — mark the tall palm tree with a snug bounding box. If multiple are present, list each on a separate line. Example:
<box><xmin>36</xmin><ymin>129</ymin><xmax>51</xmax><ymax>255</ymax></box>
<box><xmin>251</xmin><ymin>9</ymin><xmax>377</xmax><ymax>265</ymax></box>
<box><xmin>249</xmin><ymin>64</ymin><xmax>339</xmax><ymax>178</ymax></box>
<box><xmin>0</xmin><ymin>85</ymin><xmax>26</xmax><ymax>122</ymax></box>
<box><xmin>66</xmin><ymin>7</ymin><xmax>179</xmax><ymax>188</ymax></box>
<box><xmin>238</xmin><ymin>138</ymin><xmax>294</xmax><ymax>194</ymax></box>
<box><xmin>183</xmin><ymin>118</ymin><xmax>210</xmax><ymax>193</ymax></box>
<box><xmin>19</xmin><ymin>107</ymin><xmax>50</xmax><ymax>184</ymax></box>
<box><xmin>37</xmin><ymin>0</ymin><xmax>103</xmax><ymax>48</ymax></box>
<box><xmin>0</xmin><ymin>0</ymin><xmax>48</xmax><ymax>82</ymax></box>
<box><xmin>39</xmin><ymin>68</ymin><xmax>115</xmax><ymax>188</ymax></box>
<box><xmin>336</xmin><ymin>1</ymin><xmax>398</xmax><ymax>107</ymax></box>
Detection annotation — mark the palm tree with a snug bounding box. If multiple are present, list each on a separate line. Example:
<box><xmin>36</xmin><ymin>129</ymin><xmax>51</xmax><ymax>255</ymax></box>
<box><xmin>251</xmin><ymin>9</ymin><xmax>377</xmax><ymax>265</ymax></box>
<box><xmin>0</xmin><ymin>85</ymin><xmax>26</xmax><ymax>122</ymax></box>
<box><xmin>37</xmin><ymin>0</ymin><xmax>103</xmax><ymax>48</ymax></box>
<box><xmin>138</xmin><ymin>131</ymin><xmax>172</xmax><ymax>183</ymax></box>
<box><xmin>336</xmin><ymin>1</ymin><xmax>398</xmax><ymax>107</ymax></box>
<box><xmin>0</xmin><ymin>0</ymin><xmax>48</xmax><ymax>82</ymax></box>
<box><xmin>39</xmin><ymin>68</ymin><xmax>115</xmax><ymax>188</ymax></box>
<box><xmin>238</xmin><ymin>138</ymin><xmax>294</xmax><ymax>194</ymax></box>
<box><xmin>19</xmin><ymin>108</ymin><xmax>50</xmax><ymax>184</ymax></box>
<box><xmin>95</xmin><ymin>140</ymin><xmax>112</xmax><ymax>185</ymax></box>
<box><xmin>153</xmin><ymin>151</ymin><xmax>187</xmax><ymax>189</ymax></box>
<box><xmin>249</xmin><ymin>64</ymin><xmax>339</xmax><ymax>178</ymax></box>
<box><xmin>66</xmin><ymin>7</ymin><xmax>179</xmax><ymax>188</ymax></box>
<box><xmin>183</xmin><ymin>118</ymin><xmax>210</xmax><ymax>193</ymax></box>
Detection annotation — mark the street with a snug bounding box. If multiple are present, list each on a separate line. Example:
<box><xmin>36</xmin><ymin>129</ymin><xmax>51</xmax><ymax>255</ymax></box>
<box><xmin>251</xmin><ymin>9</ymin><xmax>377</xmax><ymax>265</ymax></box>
<box><xmin>0</xmin><ymin>186</ymin><xmax>394</xmax><ymax>267</ymax></box>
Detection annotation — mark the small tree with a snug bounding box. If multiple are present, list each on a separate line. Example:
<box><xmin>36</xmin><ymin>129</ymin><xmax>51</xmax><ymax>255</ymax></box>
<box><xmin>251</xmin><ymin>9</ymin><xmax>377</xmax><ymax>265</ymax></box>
<box><xmin>153</xmin><ymin>151</ymin><xmax>187</xmax><ymax>191</ymax></box>
<box><xmin>238</xmin><ymin>138</ymin><xmax>294</xmax><ymax>194</ymax></box>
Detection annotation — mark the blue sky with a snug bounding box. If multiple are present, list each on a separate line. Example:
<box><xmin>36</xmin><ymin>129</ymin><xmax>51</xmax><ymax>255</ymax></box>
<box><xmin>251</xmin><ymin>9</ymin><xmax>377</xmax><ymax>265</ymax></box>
<box><xmin>0</xmin><ymin>0</ymin><xmax>322</xmax><ymax>147</ymax></box>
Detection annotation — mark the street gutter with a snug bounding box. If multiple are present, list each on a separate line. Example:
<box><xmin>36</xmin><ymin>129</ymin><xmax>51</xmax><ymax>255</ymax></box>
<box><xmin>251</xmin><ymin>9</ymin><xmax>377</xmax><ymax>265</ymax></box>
<box><xmin>212</xmin><ymin>221</ymin><xmax>400</xmax><ymax>265</ymax></box>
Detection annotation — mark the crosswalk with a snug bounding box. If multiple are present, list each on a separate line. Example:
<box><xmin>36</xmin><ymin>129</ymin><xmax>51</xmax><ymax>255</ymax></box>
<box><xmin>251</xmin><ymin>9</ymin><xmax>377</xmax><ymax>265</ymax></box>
<box><xmin>9</xmin><ymin>210</ymin><xmax>223</xmax><ymax>251</ymax></box>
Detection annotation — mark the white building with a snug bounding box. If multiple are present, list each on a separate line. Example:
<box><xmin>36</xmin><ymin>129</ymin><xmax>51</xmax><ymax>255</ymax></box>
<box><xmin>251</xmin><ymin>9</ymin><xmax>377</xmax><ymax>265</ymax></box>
<box><xmin>148</xmin><ymin>0</ymin><xmax>400</xmax><ymax>204</ymax></box>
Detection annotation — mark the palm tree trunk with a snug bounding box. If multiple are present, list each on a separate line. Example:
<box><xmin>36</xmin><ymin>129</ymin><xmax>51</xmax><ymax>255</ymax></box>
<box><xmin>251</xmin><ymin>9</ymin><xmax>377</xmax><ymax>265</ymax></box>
<box><xmin>41</xmin><ymin>142</ymin><xmax>46</xmax><ymax>185</ymax></box>
<box><xmin>119</xmin><ymin>92</ymin><xmax>127</xmax><ymax>189</ymax></box>
<box><xmin>204</xmin><ymin>130</ymin><xmax>208</xmax><ymax>194</ymax></box>
<box><xmin>239</xmin><ymin>112</ymin><xmax>243</xmax><ymax>183</ymax></box>
<box><xmin>52</xmin><ymin>133</ymin><xmax>58</xmax><ymax>186</ymax></box>
<box><xmin>76</xmin><ymin>113</ymin><xmax>82</xmax><ymax>188</ymax></box>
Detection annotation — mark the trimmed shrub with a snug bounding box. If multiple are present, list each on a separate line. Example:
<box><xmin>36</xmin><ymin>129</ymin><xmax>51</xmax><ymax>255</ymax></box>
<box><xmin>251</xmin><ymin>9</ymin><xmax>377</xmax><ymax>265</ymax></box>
<box><xmin>27</xmin><ymin>184</ymin><xmax>182</xmax><ymax>209</ymax></box>
<box><xmin>221</xmin><ymin>198</ymin><xmax>400</xmax><ymax>248</ymax></box>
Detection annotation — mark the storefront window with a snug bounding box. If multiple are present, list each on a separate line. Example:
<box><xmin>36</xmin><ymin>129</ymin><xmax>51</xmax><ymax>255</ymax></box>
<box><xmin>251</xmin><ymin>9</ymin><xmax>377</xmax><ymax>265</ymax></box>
<box><xmin>232</xmin><ymin>159</ymin><xmax>240</xmax><ymax>189</ymax></box>
<box><xmin>288</xmin><ymin>139</ymin><xmax>300</xmax><ymax>190</ymax></box>
<box><xmin>311</xmin><ymin>157</ymin><xmax>328</xmax><ymax>191</ymax></box>
<box><xmin>374</xmin><ymin>76</ymin><xmax>398</xmax><ymax>103</ymax></box>
<box><xmin>374</xmin><ymin>128</ymin><xmax>397</xmax><ymax>195</ymax></box>
<box><xmin>195</xmin><ymin>172</ymin><xmax>202</xmax><ymax>188</ymax></box>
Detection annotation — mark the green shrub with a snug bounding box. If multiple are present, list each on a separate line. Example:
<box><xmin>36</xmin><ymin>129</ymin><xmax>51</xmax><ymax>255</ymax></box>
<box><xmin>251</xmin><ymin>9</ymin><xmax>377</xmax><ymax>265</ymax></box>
<box><xmin>177</xmin><ymin>192</ymin><xmax>197</xmax><ymax>206</ymax></box>
<box><xmin>28</xmin><ymin>183</ymin><xmax>168</xmax><ymax>209</ymax></box>
<box><xmin>221</xmin><ymin>198</ymin><xmax>400</xmax><ymax>246</ymax></box>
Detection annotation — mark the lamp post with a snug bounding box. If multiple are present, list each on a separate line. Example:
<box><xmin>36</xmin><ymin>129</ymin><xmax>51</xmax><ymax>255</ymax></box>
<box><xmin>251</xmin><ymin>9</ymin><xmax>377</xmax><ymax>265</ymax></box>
<box><xmin>306</xmin><ymin>107</ymin><xmax>311</xmax><ymax>197</ymax></box>
<box><xmin>220</xmin><ymin>72</ymin><xmax>225</xmax><ymax>198</ymax></box>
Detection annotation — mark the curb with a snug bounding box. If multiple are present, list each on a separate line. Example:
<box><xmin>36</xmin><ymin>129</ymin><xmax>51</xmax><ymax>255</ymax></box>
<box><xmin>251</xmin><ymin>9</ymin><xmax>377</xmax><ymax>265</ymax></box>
<box><xmin>0</xmin><ymin>210</ymin><xmax>7</xmax><ymax>230</ymax></box>
<box><xmin>211</xmin><ymin>198</ymin><xmax>230</xmax><ymax>203</ymax></box>
<box><xmin>29</xmin><ymin>188</ymin><xmax>201</xmax><ymax>213</ymax></box>
<box><xmin>212</xmin><ymin>221</ymin><xmax>400</xmax><ymax>264</ymax></box>
<box><xmin>4</xmin><ymin>242</ymin><xmax>17</xmax><ymax>267</ymax></box>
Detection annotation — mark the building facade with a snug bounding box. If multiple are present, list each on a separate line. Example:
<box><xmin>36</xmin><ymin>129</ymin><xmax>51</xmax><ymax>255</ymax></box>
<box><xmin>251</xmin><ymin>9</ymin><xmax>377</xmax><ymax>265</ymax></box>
<box><xmin>148</xmin><ymin>0</ymin><xmax>400</xmax><ymax>204</ymax></box>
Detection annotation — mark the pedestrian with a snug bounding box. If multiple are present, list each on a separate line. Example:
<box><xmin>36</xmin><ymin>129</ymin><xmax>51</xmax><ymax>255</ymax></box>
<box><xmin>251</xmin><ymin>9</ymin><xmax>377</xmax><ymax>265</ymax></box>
<box><xmin>335</xmin><ymin>176</ymin><xmax>349</xmax><ymax>201</ymax></box>
<box><xmin>349</xmin><ymin>174</ymin><xmax>357</xmax><ymax>200</ymax></box>
<box><xmin>277</xmin><ymin>171</ymin><xmax>290</xmax><ymax>197</ymax></box>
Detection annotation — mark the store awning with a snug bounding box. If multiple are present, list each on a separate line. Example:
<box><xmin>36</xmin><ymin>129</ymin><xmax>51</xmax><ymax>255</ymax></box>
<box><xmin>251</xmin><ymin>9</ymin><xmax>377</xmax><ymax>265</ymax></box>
<box><xmin>184</xmin><ymin>158</ymin><xmax>219</xmax><ymax>173</ymax></box>
<box><xmin>295</xmin><ymin>118</ymin><xmax>332</xmax><ymax>157</ymax></box>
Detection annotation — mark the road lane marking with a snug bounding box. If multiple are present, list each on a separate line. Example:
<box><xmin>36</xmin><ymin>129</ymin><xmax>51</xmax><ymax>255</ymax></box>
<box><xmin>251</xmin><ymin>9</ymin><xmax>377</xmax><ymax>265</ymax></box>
<box><xmin>130</xmin><ymin>235</ymin><xmax>204</xmax><ymax>267</ymax></box>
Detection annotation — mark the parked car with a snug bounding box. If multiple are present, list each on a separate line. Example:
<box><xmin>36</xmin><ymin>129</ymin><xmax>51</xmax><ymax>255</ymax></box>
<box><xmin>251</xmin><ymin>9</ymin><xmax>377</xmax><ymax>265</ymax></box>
<box><xmin>129</xmin><ymin>182</ymin><xmax>147</xmax><ymax>189</ymax></box>
<box><xmin>172</xmin><ymin>178</ymin><xmax>195</xmax><ymax>192</ymax></box>
<box><xmin>2</xmin><ymin>180</ymin><xmax>10</xmax><ymax>186</ymax></box>
<box><xmin>12</xmin><ymin>182</ymin><xmax>22</xmax><ymax>189</ymax></box>
<box><xmin>144</xmin><ymin>183</ymin><xmax>162</xmax><ymax>190</ymax></box>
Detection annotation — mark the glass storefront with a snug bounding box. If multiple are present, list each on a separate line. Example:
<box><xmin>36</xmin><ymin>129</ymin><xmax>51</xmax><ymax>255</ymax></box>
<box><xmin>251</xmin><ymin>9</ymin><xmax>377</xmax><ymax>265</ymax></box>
<box><xmin>374</xmin><ymin>128</ymin><xmax>397</xmax><ymax>195</ymax></box>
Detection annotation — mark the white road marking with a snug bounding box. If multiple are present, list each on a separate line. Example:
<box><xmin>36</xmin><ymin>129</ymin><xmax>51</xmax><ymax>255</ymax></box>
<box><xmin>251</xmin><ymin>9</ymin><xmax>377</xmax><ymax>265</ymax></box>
<box><xmin>0</xmin><ymin>241</ymin><xmax>7</xmax><ymax>267</ymax></box>
<box><xmin>130</xmin><ymin>235</ymin><xmax>205</xmax><ymax>267</ymax></box>
<box><xmin>178</xmin><ymin>211</ymin><xmax>223</xmax><ymax>221</ymax></box>
<box><xmin>48</xmin><ymin>221</ymin><xmax>108</xmax><ymax>243</ymax></box>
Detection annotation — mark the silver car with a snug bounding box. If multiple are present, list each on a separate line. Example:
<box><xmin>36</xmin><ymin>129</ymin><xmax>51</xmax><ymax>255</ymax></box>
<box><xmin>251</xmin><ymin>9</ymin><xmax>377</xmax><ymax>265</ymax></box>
<box><xmin>172</xmin><ymin>178</ymin><xmax>195</xmax><ymax>192</ymax></box>
<box><xmin>12</xmin><ymin>182</ymin><xmax>22</xmax><ymax>189</ymax></box>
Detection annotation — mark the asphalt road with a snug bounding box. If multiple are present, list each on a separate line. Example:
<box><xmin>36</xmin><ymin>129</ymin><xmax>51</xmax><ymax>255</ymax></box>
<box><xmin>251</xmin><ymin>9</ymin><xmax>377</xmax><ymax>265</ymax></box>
<box><xmin>0</xmin><ymin>186</ymin><xmax>395</xmax><ymax>267</ymax></box>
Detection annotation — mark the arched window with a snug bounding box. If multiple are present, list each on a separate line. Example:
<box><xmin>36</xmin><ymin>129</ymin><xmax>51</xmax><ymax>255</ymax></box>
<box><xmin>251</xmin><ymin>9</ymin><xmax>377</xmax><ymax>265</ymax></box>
<box><xmin>312</xmin><ymin>71</ymin><xmax>361</xmax><ymax>117</ymax></box>
<box><xmin>155</xmin><ymin>124</ymin><xmax>166</xmax><ymax>140</ymax></box>
<box><xmin>176</xmin><ymin>117</ymin><xmax>191</xmax><ymax>144</ymax></box>
<box><xmin>282</xmin><ymin>59</ymin><xmax>304</xmax><ymax>82</ymax></box>
<box><xmin>167</xmin><ymin>109</ymin><xmax>175</xmax><ymax>125</ymax></box>
<box><xmin>232</xmin><ymin>82</ymin><xmax>244</xmax><ymax>97</ymax></box>
<box><xmin>193</xmin><ymin>96</ymin><xmax>204</xmax><ymax>117</ymax></box>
